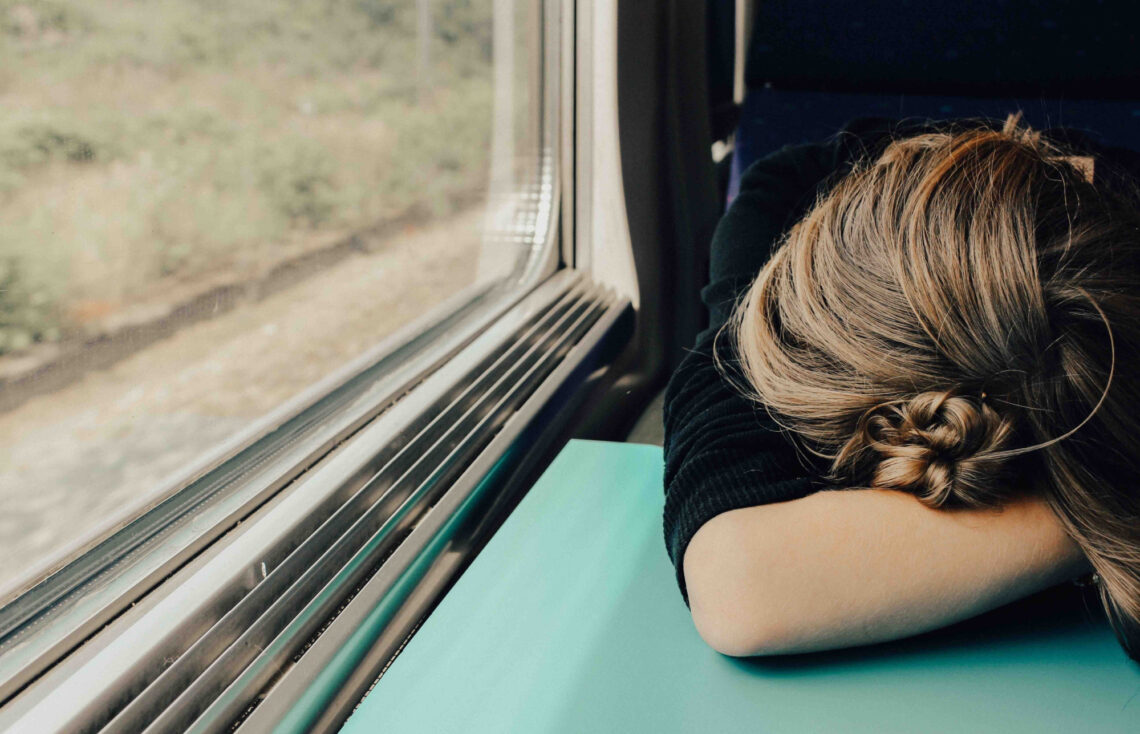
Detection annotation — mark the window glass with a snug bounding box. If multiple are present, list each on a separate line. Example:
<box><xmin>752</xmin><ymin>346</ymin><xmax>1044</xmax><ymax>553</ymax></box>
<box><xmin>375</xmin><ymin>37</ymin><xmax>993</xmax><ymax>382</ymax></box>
<box><xmin>0</xmin><ymin>0</ymin><xmax>552</xmax><ymax>591</ymax></box>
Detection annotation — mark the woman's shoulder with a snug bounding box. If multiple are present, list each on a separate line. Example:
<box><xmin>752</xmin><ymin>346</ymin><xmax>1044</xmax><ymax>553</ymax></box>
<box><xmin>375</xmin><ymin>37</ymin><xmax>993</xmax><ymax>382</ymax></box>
<box><xmin>706</xmin><ymin>117</ymin><xmax>912</xmax><ymax>338</ymax></box>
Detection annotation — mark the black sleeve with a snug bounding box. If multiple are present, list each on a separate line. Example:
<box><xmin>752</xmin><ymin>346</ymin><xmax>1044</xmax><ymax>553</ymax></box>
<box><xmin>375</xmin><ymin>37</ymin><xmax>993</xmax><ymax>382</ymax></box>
<box><xmin>662</xmin><ymin>118</ymin><xmax>904</xmax><ymax>605</ymax></box>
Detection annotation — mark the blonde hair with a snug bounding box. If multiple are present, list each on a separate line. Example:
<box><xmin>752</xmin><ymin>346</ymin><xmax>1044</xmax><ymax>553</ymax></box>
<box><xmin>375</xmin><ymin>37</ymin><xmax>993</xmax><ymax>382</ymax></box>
<box><xmin>719</xmin><ymin>115</ymin><xmax>1140</xmax><ymax>657</ymax></box>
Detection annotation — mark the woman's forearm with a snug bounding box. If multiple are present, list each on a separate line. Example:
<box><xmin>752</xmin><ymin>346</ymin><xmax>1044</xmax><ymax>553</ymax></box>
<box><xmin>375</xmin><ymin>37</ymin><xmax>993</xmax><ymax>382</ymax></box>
<box><xmin>682</xmin><ymin>488</ymin><xmax>1093</xmax><ymax>657</ymax></box>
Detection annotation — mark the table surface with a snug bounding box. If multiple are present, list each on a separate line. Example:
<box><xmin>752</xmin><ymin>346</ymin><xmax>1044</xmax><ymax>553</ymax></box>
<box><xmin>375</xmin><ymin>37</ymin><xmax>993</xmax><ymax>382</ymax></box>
<box><xmin>341</xmin><ymin>439</ymin><xmax>1140</xmax><ymax>733</ymax></box>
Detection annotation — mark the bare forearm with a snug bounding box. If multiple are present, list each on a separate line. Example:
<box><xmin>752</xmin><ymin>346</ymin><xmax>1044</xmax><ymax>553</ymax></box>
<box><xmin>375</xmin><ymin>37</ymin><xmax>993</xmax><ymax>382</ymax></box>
<box><xmin>683</xmin><ymin>488</ymin><xmax>1092</xmax><ymax>657</ymax></box>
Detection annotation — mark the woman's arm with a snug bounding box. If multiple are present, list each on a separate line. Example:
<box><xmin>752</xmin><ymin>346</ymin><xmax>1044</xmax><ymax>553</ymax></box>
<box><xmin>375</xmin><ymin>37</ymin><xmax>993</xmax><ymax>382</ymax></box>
<box><xmin>683</xmin><ymin>488</ymin><xmax>1093</xmax><ymax>657</ymax></box>
<box><xmin>662</xmin><ymin>129</ymin><xmax>887</xmax><ymax>602</ymax></box>
<box><xmin>664</xmin><ymin>119</ymin><xmax>933</xmax><ymax>603</ymax></box>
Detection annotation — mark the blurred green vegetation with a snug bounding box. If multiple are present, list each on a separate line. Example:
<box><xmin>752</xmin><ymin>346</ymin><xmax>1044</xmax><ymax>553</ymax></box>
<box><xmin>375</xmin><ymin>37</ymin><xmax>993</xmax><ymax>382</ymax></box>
<box><xmin>0</xmin><ymin>0</ymin><xmax>494</xmax><ymax>354</ymax></box>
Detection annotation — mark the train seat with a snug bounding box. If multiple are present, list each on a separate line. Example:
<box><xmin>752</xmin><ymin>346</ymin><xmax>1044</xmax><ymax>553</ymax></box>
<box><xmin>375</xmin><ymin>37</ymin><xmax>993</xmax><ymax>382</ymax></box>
<box><xmin>341</xmin><ymin>439</ymin><xmax>1140</xmax><ymax>733</ymax></box>
<box><xmin>728</xmin><ymin>1</ymin><xmax>1140</xmax><ymax>204</ymax></box>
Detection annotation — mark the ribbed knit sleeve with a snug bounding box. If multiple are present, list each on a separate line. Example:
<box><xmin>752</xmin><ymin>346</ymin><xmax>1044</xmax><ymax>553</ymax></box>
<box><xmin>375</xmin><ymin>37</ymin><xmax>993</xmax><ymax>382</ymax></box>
<box><xmin>662</xmin><ymin>118</ymin><xmax>905</xmax><ymax>605</ymax></box>
<box><xmin>662</xmin><ymin>335</ymin><xmax>827</xmax><ymax>605</ymax></box>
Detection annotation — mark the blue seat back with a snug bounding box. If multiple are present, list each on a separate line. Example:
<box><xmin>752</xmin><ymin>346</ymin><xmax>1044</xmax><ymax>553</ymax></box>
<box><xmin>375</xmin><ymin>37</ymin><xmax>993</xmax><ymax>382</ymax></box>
<box><xmin>730</xmin><ymin>2</ymin><xmax>1140</xmax><ymax>203</ymax></box>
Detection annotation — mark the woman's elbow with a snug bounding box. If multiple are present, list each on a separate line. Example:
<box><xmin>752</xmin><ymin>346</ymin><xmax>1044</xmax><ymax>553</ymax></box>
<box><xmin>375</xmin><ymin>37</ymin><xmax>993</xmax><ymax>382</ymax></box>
<box><xmin>690</xmin><ymin>603</ymin><xmax>791</xmax><ymax>657</ymax></box>
<box><xmin>683</xmin><ymin>512</ymin><xmax>795</xmax><ymax>657</ymax></box>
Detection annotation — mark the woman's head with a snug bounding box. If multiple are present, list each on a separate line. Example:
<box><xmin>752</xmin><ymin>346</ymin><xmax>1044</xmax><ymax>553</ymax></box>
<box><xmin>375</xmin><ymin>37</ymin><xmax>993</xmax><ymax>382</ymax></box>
<box><xmin>722</xmin><ymin>114</ymin><xmax>1140</xmax><ymax>657</ymax></box>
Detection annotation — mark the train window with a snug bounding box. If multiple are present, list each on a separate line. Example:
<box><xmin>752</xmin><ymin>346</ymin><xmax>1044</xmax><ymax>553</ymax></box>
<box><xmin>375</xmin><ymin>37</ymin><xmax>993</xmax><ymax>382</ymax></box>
<box><xmin>0</xmin><ymin>2</ymin><xmax>550</xmax><ymax>597</ymax></box>
<box><xmin>0</xmin><ymin>1</ymin><xmax>631</xmax><ymax>730</ymax></box>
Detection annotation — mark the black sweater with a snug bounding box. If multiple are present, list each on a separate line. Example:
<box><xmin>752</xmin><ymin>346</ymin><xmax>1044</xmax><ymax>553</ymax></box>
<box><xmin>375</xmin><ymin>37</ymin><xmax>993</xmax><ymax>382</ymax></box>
<box><xmin>661</xmin><ymin>117</ymin><xmax>1140</xmax><ymax>604</ymax></box>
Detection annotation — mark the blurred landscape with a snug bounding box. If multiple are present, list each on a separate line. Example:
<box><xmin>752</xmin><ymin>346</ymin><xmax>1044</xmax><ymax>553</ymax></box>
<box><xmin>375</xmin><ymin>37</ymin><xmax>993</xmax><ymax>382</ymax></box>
<box><xmin>0</xmin><ymin>0</ymin><xmax>520</xmax><ymax>590</ymax></box>
<box><xmin>0</xmin><ymin>0</ymin><xmax>492</xmax><ymax>356</ymax></box>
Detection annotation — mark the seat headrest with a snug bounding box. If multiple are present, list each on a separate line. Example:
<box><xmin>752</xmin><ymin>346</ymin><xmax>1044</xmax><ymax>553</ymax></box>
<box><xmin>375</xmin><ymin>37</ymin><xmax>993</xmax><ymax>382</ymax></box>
<box><xmin>747</xmin><ymin>1</ymin><xmax>1140</xmax><ymax>98</ymax></box>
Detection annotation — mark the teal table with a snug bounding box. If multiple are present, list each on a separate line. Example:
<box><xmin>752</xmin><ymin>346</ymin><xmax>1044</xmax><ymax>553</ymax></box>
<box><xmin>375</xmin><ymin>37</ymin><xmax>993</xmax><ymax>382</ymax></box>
<box><xmin>342</xmin><ymin>439</ymin><xmax>1140</xmax><ymax>733</ymax></box>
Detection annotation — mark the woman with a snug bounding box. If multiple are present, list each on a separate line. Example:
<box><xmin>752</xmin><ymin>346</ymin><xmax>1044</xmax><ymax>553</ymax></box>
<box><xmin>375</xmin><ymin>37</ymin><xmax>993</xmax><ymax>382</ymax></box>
<box><xmin>662</xmin><ymin>114</ymin><xmax>1140</xmax><ymax>661</ymax></box>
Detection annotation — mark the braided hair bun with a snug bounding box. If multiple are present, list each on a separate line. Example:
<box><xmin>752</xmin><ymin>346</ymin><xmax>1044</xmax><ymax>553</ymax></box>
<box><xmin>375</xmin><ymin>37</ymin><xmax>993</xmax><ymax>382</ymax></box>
<box><xmin>835</xmin><ymin>391</ymin><xmax>1017</xmax><ymax>508</ymax></box>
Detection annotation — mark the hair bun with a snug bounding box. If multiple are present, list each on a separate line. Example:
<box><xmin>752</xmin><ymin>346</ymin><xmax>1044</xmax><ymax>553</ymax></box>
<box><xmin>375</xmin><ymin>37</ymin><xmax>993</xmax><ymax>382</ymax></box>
<box><xmin>837</xmin><ymin>391</ymin><xmax>1016</xmax><ymax>508</ymax></box>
